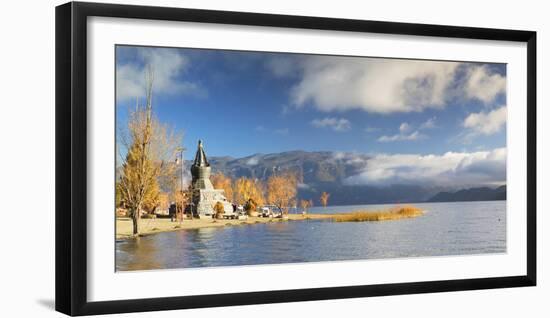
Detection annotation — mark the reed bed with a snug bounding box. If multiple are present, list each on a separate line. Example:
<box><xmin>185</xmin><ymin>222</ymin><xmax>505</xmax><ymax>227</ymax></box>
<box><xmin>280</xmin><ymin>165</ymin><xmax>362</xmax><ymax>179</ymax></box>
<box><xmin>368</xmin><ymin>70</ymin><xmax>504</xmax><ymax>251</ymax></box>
<box><xmin>332</xmin><ymin>205</ymin><xmax>423</xmax><ymax>222</ymax></box>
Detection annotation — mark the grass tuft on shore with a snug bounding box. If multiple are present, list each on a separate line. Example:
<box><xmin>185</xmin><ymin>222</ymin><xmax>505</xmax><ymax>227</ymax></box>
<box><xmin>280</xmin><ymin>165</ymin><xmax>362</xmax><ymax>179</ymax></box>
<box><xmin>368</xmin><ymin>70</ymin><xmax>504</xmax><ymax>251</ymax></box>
<box><xmin>332</xmin><ymin>205</ymin><xmax>423</xmax><ymax>222</ymax></box>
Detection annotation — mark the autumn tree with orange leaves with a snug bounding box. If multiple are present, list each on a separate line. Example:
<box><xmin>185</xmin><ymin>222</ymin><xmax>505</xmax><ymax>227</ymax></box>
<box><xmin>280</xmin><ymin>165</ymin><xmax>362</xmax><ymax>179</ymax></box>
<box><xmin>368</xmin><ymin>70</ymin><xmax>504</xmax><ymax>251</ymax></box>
<box><xmin>300</xmin><ymin>199</ymin><xmax>311</xmax><ymax>213</ymax></box>
<box><xmin>211</xmin><ymin>172</ymin><xmax>234</xmax><ymax>202</ymax></box>
<box><xmin>117</xmin><ymin>66</ymin><xmax>182</xmax><ymax>235</ymax></box>
<box><xmin>267</xmin><ymin>172</ymin><xmax>298</xmax><ymax>215</ymax></box>
<box><xmin>234</xmin><ymin>177</ymin><xmax>265</xmax><ymax>206</ymax></box>
<box><xmin>320</xmin><ymin>191</ymin><xmax>330</xmax><ymax>208</ymax></box>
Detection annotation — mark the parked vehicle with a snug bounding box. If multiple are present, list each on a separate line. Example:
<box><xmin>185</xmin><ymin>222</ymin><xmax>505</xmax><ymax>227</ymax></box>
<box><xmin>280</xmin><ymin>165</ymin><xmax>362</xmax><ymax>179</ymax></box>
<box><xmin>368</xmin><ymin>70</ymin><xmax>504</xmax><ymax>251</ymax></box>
<box><xmin>260</xmin><ymin>205</ymin><xmax>282</xmax><ymax>218</ymax></box>
<box><xmin>260</xmin><ymin>207</ymin><xmax>270</xmax><ymax>217</ymax></box>
<box><xmin>221</xmin><ymin>211</ymin><xmax>237</xmax><ymax>219</ymax></box>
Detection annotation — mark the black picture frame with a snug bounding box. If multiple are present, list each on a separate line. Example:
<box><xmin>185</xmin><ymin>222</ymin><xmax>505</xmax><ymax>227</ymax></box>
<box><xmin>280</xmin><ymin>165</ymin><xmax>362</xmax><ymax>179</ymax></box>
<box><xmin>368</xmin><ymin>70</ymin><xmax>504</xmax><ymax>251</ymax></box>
<box><xmin>55</xmin><ymin>1</ymin><xmax>537</xmax><ymax>316</ymax></box>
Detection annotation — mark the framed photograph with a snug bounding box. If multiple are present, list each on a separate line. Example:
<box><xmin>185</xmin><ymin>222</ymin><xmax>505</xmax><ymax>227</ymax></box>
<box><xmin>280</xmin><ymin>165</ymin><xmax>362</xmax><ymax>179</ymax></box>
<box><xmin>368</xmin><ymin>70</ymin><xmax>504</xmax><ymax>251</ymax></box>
<box><xmin>55</xmin><ymin>1</ymin><xmax>536</xmax><ymax>316</ymax></box>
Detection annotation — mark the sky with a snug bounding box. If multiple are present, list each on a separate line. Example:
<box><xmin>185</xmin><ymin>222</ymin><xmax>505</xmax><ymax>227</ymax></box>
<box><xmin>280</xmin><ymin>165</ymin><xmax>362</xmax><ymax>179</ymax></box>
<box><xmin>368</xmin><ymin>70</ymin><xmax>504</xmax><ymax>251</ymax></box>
<box><xmin>115</xmin><ymin>45</ymin><xmax>507</xmax><ymax>187</ymax></box>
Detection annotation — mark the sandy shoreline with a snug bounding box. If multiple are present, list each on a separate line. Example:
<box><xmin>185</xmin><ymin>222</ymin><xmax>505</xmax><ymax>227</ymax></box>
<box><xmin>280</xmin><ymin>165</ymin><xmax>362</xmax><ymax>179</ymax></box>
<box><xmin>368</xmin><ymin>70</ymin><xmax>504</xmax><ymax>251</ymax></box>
<box><xmin>116</xmin><ymin>214</ymin><xmax>333</xmax><ymax>239</ymax></box>
<box><xmin>116</xmin><ymin>206</ymin><xmax>424</xmax><ymax>239</ymax></box>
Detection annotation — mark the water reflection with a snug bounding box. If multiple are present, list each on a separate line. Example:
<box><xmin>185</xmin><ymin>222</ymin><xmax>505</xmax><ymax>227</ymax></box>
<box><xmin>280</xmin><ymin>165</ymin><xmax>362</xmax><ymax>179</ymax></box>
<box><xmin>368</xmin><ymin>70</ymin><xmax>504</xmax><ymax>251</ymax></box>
<box><xmin>116</xmin><ymin>201</ymin><xmax>506</xmax><ymax>271</ymax></box>
<box><xmin>117</xmin><ymin>237</ymin><xmax>163</xmax><ymax>271</ymax></box>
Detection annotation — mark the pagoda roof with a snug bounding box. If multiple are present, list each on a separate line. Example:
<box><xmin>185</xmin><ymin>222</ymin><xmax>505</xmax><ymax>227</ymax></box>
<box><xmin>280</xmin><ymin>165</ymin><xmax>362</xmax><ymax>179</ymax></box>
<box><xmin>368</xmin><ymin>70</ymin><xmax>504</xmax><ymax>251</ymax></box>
<box><xmin>192</xmin><ymin>139</ymin><xmax>210</xmax><ymax>167</ymax></box>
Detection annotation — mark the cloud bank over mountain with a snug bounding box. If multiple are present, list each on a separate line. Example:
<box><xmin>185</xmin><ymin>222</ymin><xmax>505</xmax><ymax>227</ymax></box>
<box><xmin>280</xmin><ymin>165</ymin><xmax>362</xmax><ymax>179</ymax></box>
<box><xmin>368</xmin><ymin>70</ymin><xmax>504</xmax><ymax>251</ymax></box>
<box><xmin>344</xmin><ymin>148</ymin><xmax>506</xmax><ymax>187</ymax></box>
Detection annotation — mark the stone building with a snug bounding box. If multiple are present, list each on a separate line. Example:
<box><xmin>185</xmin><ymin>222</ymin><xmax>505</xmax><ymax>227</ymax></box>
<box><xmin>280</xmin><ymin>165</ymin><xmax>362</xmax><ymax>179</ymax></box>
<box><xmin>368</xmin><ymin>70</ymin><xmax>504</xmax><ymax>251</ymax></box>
<box><xmin>190</xmin><ymin>140</ymin><xmax>233</xmax><ymax>218</ymax></box>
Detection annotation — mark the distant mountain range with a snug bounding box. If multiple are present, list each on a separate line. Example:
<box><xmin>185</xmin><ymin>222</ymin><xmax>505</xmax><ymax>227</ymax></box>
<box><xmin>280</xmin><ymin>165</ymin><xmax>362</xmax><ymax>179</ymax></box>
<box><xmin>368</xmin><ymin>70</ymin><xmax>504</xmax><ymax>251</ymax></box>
<box><xmin>119</xmin><ymin>149</ymin><xmax>506</xmax><ymax>205</ymax></box>
<box><xmin>207</xmin><ymin>150</ymin><xmax>367</xmax><ymax>184</ymax></box>
<box><xmin>204</xmin><ymin>150</ymin><xmax>506</xmax><ymax>205</ymax></box>
<box><xmin>427</xmin><ymin>185</ymin><xmax>506</xmax><ymax>202</ymax></box>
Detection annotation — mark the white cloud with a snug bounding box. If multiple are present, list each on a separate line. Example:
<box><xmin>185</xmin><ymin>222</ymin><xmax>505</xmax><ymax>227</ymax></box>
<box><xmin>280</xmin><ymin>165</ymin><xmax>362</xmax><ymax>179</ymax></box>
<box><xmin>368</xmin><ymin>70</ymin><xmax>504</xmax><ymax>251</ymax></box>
<box><xmin>420</xmin><ymin>117</ymin><xmax>437</xmax><ymax>129</ymax></box>
<box><xmin>463</xmin><ymin>106</ymin><xmax>507</xmax><ymax>136</ymax></box>
<box><xmin>246</xmin><ymin>156</ymin><xmax>259</xmax><ymax>166</ymax></box>
<box><xmin>377</xmin><ymin>130</ymin><xmax>425</xmax><ymax>142</ymax></box>
<box><xmin>268</xmin><ymin>56</ymin><xmax>506</xmax><ymax>114</ymax></box>
<box><xmin>289</xmin><ymin>56</ymin><xmax>460</xmax><ymax>114</ymax></box>
<box><xmin>331</xmin><ymin>152</ymin><xmax>346</xmax><ymax>160</ymax></box>
<box><xmin>116</xmin><ymin>63</ymin><xmax>144</xmax><ymax>101</ymax></box>
<box><xmin>311</xmin><ymin>117</ymin><xmax>351</xmax><ymax>132</ymax></box>
<box><xmin>116</xmin><ymin>47</ymin><xmax>205</xmax><ymax>102</ymax></box>
<box><xmin>377</xmin><ymin>118</ymin><xmax>436</xmax><ymax>142</ymax></box>
<box><xmin>378</xmin><ymin>122</ymin><xmax>426</xmax><ymax>142</ymax></box>
<box><xmin>464</xmin><ymin>65</ymin><xmax>506</xmax><ymax>104</ymax></box>
<box><xmin>399</xmin><ymin>122</ymin><xmax>411</xmax><ymax>133</ymax></box>
<box><xmin>331</xmin><ymin>151</ymin><xmax>369</xmax><ymax>163</ymax></box>
<box><xmin>345</xmin><ymin>148</ymin><xmax>506</xmax><ymax>187</ymax></box>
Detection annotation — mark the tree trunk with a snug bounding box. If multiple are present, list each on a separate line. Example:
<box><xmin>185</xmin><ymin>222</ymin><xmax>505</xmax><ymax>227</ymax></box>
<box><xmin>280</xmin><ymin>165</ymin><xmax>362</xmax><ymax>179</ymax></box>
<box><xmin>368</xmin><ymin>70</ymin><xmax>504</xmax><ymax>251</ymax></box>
<box><xmin>276</xmin><ymin>204</ymin><xmax>285</xmax><ymax>217</ymax></box>
<box><xmin>131</xmin><ymin>207</ymin><xmax>140</xmax><ymax>236</ymax></box>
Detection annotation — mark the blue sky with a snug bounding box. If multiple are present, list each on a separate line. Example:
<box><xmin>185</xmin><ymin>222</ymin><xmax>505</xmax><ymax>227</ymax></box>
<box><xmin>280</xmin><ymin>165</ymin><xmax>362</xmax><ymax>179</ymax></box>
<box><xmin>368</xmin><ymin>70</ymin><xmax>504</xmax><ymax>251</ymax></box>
<box><xmin>116</xmin><ymin>45</ymin><xmax>507</xmax><ymax>187</ymax></box>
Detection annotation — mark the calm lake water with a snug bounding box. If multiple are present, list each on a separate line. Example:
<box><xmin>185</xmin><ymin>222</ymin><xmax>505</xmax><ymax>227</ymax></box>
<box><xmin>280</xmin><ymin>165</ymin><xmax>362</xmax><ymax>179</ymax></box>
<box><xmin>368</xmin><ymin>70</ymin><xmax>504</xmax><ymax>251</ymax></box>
<box><xmin>116</xmin><ymin>201</ymin><xmax>506</xmax><ymax>271</ymax></box>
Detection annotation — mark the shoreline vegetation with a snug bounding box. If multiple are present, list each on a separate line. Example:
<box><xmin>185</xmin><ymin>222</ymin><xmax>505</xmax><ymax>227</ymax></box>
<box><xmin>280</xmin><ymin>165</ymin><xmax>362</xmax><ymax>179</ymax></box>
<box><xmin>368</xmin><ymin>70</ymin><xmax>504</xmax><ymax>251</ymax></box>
<box><xmin>333</xmin><ymin>205</ymin><xmax>423</xmax><ymax>222</ymax></box>
<box><xmin>116</xmin><ymin>205</ymin><xmax>424</xmax><ymax>239</ymax></box>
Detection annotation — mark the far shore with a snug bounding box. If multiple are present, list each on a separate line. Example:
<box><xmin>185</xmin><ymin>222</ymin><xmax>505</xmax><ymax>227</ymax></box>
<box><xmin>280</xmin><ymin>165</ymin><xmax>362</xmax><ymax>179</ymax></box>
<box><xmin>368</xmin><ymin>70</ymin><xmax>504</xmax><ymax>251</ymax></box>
<box><xmin>116</xmin><ymin>206</ymin><xmax>424</xmax><ymax>239</ymax></box>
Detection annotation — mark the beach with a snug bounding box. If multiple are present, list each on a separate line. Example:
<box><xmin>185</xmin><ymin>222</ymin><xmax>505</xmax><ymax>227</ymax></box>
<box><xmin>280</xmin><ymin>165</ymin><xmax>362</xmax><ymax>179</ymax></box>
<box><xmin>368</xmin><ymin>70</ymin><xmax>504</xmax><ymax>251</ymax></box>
<box><xmin>116</xmin><ymin>205</ymin><xmax>424</xmax><ymax>239</ymax></box>
<box><xmin>116</xmin><ymin>214</ymin><xmax>334</xmax><ymax>239</ymax></box>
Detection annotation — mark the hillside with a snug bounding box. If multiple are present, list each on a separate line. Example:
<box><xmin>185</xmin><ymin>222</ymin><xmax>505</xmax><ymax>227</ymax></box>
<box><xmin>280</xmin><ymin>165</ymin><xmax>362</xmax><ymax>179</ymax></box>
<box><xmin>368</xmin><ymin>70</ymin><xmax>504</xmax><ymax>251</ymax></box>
<box><xmin>206</xmin><ymin>151</ymin><xmax>439</xmax><ymax>204</ymax></box>
<box><xmin>118</xmin><ymin>150</ymin><xmax>505</xmax><ymax>205</ymax></box>
<box><xmin>427</xmin><ymin>185</ymin><xmax>506</xmax><ymax>202</ymax></box>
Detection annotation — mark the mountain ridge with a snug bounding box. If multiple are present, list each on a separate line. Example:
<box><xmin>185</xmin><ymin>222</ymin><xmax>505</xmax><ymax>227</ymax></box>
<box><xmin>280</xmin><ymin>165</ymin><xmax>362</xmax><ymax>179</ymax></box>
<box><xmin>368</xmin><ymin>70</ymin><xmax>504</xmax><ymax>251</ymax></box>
<box><xmin>205</xmin><ymin>151</ymin><xmax>505</xmax><ymax>205</ymax></box>
<box><xmin>119</xmin><ymin>150</ymin><xmax>506</xmax><ymax>205</ymax></box>
<box><xmin>427</xmin><ymin>185</ymin><xmax>506</xmax><ymax>202</ymax></box>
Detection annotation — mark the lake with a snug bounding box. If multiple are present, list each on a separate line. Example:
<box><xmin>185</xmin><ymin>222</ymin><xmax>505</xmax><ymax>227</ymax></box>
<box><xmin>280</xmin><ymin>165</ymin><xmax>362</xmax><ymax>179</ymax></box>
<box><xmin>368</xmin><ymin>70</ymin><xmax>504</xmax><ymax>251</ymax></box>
<box><xmin>115</xmin><ymin>201</ymin><xmax>506</xmax><ymax>271</ymax></box>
